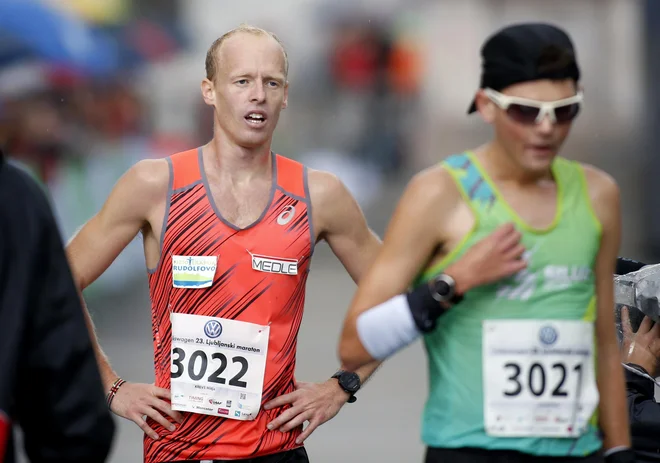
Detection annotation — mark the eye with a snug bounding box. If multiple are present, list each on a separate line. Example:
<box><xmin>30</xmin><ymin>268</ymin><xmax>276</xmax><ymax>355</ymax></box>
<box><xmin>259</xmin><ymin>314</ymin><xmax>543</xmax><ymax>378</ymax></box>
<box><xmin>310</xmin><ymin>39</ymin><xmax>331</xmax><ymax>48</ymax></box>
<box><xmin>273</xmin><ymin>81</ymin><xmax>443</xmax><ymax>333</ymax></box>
<box><xmin>268</xmin><ymin>81</ymin><xmax>279</xmax><ymax>88</ymax></box>
<box><xmin>236</xmin><ymin>79</ymin><xmax>248</xmax><ymax>85</ymax></box>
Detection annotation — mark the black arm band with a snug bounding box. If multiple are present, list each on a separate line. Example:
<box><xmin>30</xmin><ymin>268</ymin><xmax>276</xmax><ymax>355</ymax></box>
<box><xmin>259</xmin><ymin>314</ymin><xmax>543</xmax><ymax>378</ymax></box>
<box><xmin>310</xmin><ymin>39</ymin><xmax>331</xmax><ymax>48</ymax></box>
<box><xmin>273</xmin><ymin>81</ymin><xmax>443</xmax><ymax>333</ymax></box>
<box><xmin>406</xmin><ymin>283</ymin><xmax>450</xmax><ymax>334</ymax></box>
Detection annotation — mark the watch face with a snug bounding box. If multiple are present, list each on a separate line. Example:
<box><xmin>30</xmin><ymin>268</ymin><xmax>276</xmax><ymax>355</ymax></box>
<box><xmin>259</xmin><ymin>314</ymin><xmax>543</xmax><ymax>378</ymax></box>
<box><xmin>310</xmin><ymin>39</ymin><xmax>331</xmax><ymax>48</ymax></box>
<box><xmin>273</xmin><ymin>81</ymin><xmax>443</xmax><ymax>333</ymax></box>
<box><xmin>340</xmin><ymin>372</ymin><xmax>361</xmax><ymax>393</ymax></box>
<box><xmin>434</xmin><ymin>280</ymin><xmax>450</xmax><ymax>296</ymax></box>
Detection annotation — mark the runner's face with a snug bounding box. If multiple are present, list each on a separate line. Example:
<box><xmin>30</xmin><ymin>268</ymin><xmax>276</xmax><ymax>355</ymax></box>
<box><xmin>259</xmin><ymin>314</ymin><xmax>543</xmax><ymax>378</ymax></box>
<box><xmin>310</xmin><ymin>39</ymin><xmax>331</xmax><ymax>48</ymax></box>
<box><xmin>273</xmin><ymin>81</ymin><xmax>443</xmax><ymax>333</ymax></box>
<box><xmin>211</xmin><ymin>33</ymin><xmax>288</xmax><ymax>149</ymax></box>
<box><xmin>491</xmin><ymin>79</ymin><xmax>577</xmax><ymax>175</ymax></box>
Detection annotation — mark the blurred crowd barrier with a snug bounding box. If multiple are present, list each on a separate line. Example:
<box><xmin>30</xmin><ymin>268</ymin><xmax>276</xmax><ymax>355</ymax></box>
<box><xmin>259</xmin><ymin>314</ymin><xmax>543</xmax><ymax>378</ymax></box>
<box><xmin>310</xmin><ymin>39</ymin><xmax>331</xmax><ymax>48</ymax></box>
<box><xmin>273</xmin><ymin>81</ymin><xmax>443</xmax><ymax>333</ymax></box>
<box><xmin>0</xmin><ymin>0</ymin><xmax>650</xmax><ymax>297</ymax></box>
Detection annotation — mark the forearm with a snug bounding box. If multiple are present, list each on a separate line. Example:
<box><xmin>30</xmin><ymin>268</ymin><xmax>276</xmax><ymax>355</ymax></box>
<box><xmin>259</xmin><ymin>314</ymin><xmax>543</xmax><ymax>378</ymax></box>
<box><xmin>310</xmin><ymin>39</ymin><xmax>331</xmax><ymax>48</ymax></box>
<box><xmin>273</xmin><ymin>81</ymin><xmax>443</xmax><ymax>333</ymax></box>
<box><xmin>348</xmin><ymin>359</ymin><xmax>381</xmax><ymax>384</ymax></box>
<box><xmin>340</xmin><ymin>281</ymin><xmax>450</xmax><ymax>371</ymax></box>
<box><xmin>79</xmin><ymin>294</ymin><xmax>118</xmax><ymax>390</ymax></box>
<box><xmin>597</xmin><ymin>336</ymin><xmax>631</xmax><ymax>450</ymax></box>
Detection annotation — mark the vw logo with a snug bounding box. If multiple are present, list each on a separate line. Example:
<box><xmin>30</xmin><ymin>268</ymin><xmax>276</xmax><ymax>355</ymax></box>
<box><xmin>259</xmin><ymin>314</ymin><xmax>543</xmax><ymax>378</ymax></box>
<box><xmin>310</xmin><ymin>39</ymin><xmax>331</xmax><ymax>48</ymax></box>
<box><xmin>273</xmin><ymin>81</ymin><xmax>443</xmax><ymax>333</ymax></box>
<box><xmin>539</xmin><ymin>325</ymin><xmax>558</xmax><ymax>346</ymax></box>
<box><xmin>204</xmin><ymin>320</ymin><xmax>222</xmax><ymax>338</ymax></box>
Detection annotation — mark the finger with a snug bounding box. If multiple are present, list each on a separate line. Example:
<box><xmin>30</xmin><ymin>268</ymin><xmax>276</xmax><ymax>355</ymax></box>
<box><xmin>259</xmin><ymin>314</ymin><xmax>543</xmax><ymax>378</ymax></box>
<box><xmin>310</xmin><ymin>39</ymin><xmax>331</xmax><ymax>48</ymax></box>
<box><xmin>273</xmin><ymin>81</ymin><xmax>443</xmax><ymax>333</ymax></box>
<box><xmin>141</xmin><ymin>405</ymin><xmax>176</xmax><ymax>432</ymax></box>
<box><xmin>152</xmin><ymin>387</ymin><xmax>172</xmax><ymax>400</ymax></box>
<box><xmin>650</xmin><ymin>338</ymin><xmax>660</xmax><ymax>358</ymax></box>
<box><xmin>148</xmin><ymin>397</ymin><xmax>184</xmax><ymax>424</ymax></box>
<box><xmin>493</xmin><ymin>226</ymin><xmax>521</xmax><ymax>251</ymax></box>
<box><xmin>620</xmin><ymin>306</ymin><xmax>632</xmax><ymax>338</ymax></box>
<box><xmin>639</xmin><ymin>315</ymin><xmax>653</xmax><ymax>335</ymax></box>
<box><xmin>267</xmin><ymin>406</ymin><xmax>300</xmax><ymax>431</ymax></box>
<box><xmin>264</xmin><ymin>391</ymin><xmax>299</xmax><ymax>410</ymax></box>
<box><xmin>296</xmin><ymin>420</ymin><xmax>320</xmax><ymax>445</ymax></box>
<box><xmin>489</xmin><ymin>222</ymin><xmax>516</xmax><ymax>240</ymax></box>
<box><xmin>502</xmin><ymin>259</ymin><xmax>527</xmax><ymax>276</ymax></box>
<box><xmin>649</xmin><ymin>320</ymin><xmax>660</xmax><ymax>338</ymax></box>
<box><xmin>503</xmin><ymin>244</ymin><xmax>526</xmax><ymax>261</ymax></box>
<box><xmin>131</xmin><ymin>413</ymin><xmax>160</xmax><ymax>440</ymax></box>
<box><xmin>279</xmin><ymin>410</ymin><xmax>311</xmax><ymax>433</ymax></box>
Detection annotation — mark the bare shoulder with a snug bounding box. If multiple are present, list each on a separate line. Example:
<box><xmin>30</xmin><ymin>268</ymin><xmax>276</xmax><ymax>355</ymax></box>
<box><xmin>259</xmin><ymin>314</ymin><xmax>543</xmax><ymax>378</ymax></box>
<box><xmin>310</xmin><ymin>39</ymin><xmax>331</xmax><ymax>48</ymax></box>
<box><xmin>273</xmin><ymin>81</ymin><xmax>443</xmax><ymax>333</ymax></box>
<box><xmin>124</xmin><ymin>158</ymin><xmax>170</xmax><ymax>198</ymax></box>
<box><xmin>405</xmin><ymin>163</ymin><xmax>461</xmax><ymax>203</ymax></box>
<box><xmin>305</xmin><ymin>169</ymin><xmax>360</xmax><ymax>234</ymax></box>
<box><xmin>94</xmin><ymin>157</ymin><xmax>170</xmax><ymax>225</ymax></box>
<box><xmin>306</xmin><ymin>168</ymin><xmax>353</xmax><ymax>206</ymax></box>
<box><xmin>579</xmin><ymin>163</ymin><xmax>620</xmax><ymax>205</ymax></box>
<box><xmin>579</xmin><ymin>163</ymin><xmax>620</xmax><ymax>227</ymax></box>
<box><xmin>104</xmin><ymin>158</ymin><xmax>170</xmax><ymax>214</ymax></box>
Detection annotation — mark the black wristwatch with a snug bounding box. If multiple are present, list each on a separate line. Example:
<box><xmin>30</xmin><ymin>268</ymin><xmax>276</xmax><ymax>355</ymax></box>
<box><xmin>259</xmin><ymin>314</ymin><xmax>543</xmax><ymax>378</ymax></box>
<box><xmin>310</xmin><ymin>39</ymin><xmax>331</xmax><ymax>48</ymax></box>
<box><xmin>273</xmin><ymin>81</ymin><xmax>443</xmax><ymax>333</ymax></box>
<box><xmin>428</xmin><ymin>273</ymin><xmax>463</xmax><ymax>305</ymax></box>
<box><xmin>332</xmin><ymin>370</ymin><xmax>361</xmax><ymax>403</ymax></box>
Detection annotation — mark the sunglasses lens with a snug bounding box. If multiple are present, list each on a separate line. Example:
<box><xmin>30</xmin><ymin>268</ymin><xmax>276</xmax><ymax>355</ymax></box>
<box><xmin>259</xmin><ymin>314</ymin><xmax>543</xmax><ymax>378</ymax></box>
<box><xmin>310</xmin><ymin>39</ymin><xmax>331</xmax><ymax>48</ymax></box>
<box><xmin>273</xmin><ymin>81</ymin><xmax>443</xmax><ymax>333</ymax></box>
<box><xmin>506</xmin><ymin>104</ymin><xmax>541</xmax><ymax>124</ymax></box>
<box><xmin>554</xmin><ymin>103</ymin><xmax>581</xmax><ymax>123</ymax></box>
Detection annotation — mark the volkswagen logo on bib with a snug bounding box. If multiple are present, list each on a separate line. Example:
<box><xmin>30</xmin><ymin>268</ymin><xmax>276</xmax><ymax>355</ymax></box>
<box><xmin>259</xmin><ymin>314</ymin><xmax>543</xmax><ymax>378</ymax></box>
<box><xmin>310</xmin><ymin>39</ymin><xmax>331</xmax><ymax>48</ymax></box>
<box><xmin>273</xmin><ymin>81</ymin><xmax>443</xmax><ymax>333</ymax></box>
<box><xmin>204</xmin><ymin>320</ymin><xmax>223</xmax><ymax>338</ymax></box>
<box><xmin>539</xmin><ymin>325</ymin><xmax>558</xmax><ymax>346</ymax></box>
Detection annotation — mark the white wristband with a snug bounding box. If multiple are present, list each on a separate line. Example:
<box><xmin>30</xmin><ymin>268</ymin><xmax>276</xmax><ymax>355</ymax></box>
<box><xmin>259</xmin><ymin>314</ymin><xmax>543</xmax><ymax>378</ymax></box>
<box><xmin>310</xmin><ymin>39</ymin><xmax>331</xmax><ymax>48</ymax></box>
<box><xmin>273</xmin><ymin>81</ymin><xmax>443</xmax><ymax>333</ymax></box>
<box><xmin>356</xmin><ymin>294</ymin><xmax>422</xmax><ymax>361</ymax></box>
<box><xmin>603</xmin><ymin>446</ymin><xmax>630</xmax><ymax>457</ymax></box>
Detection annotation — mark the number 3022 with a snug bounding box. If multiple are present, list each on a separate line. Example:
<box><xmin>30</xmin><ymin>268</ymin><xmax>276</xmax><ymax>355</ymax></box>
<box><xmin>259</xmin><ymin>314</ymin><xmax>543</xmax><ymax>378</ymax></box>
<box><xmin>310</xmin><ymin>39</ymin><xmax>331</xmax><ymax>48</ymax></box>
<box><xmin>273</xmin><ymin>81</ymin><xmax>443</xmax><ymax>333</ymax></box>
<box><xmin>171</xmin><ymin>348</ymin><xmax>249</xmax><ymax>388</ymax></box>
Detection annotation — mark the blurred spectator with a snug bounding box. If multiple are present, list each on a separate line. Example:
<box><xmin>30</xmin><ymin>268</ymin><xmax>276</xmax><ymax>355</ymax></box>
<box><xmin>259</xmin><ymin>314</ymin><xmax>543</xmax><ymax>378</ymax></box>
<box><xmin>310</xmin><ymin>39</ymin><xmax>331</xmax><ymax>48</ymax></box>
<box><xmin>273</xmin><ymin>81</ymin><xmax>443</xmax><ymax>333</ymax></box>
<box><xmin>0</xmin><ymin>149</ymin><xmax>115</xmax><ymax>462</ymax></box>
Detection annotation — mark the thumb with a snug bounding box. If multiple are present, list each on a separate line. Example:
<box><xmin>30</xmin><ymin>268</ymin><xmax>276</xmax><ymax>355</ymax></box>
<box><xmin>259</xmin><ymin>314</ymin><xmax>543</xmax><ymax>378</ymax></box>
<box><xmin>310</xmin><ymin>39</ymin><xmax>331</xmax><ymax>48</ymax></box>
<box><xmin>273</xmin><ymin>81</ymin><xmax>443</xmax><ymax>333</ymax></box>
<box><xmin>621</xmin><ymin>306</ymin><xmax>632</xmax><ymax>338</ymax></box>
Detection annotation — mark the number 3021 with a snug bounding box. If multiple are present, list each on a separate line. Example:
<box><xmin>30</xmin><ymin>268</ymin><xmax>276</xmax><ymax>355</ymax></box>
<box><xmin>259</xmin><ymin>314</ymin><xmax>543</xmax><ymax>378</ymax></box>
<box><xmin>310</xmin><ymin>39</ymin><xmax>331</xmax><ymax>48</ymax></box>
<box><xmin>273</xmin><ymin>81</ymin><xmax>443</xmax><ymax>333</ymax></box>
<box><xmin>171</xmin><ymin>348</ymin><xmax>249</xmax><ymax>388</ymax></box>
<box><xmin>503</xmin><ymin>362</ymin><xmax>583</xmax><ymax>397</ymax></box>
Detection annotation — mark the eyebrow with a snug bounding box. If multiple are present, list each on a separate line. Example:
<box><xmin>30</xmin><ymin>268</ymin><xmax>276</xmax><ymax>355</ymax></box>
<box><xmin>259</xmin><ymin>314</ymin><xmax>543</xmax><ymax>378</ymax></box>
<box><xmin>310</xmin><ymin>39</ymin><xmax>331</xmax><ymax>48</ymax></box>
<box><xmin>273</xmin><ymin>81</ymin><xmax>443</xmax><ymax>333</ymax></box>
<box><xmin>229</xmin><ymin>71</ymin><xmax>285</xmax><ymax>82</ymax></box>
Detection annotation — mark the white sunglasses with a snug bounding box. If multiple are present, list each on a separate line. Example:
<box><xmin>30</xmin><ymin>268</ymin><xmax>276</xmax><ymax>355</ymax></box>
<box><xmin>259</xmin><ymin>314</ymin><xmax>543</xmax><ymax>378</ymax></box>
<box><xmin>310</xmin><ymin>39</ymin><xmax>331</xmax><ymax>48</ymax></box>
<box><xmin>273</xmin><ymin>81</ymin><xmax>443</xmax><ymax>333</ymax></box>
<box><xmin>484</xmin><ymin>88</ymin><xmax>583</xmax><ymax>124</ymax></box>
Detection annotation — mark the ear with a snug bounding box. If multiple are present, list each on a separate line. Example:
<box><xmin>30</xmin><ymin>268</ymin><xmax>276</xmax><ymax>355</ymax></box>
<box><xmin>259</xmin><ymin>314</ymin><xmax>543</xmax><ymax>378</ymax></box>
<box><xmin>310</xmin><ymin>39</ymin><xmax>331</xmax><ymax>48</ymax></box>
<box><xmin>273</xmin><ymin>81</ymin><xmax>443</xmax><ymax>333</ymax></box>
<box><xmin>282</xmin><ymin>81</ymin><xmax>289</xmax><ymax>109</ymax></box>
<box><xmin>201</xmin><ymin>78</ymin><xmax>215</xmax><ymax>107</ymax></box>
<box><xmin>475</xmin><ymin>89</ymin><xmax>496</xmax><ymax>123</ymax></box>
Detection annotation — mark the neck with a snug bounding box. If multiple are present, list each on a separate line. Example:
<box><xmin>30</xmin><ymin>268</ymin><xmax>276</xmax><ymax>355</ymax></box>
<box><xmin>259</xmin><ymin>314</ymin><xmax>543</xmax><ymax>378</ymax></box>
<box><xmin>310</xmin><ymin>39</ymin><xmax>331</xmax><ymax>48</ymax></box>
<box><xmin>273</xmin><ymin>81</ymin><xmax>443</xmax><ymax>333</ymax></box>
<box><xmin>476</xmin><ymin>141</ymin><xmax>554</xmax><ymax>186</ymax></box>
<box><xmin>205</xmin><ymin>130</ymin><xmax>273</xmax><ymax>183</ymax></box>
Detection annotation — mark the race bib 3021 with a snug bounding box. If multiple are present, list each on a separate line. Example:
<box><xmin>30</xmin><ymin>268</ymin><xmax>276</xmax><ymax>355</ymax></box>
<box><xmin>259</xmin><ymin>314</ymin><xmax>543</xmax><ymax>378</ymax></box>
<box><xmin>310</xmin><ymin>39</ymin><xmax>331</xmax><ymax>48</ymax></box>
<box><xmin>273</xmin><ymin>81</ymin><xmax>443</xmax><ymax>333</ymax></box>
<box><xmin>170</xmin><ymin>313</ymin><xmax>270</xmax><ymax>421</ymax></box>
<box><xmin>482</xmin><ymin>320</ymin><xmax>599</xmax><ymax>438</ymax></box>
<box><xmin>172</xmin><ymin>256</ymin><xmax>218</xmax><ymax>289</ymax></box>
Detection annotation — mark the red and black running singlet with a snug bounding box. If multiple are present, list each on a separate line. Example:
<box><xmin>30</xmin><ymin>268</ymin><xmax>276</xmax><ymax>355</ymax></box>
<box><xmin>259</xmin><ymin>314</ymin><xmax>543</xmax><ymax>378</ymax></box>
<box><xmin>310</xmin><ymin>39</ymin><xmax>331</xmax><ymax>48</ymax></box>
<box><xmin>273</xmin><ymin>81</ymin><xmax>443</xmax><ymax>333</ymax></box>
<box><xmin>145</xmin><ymin>148</ymin><xmax>314</xmax><ymax>462</ymax></box>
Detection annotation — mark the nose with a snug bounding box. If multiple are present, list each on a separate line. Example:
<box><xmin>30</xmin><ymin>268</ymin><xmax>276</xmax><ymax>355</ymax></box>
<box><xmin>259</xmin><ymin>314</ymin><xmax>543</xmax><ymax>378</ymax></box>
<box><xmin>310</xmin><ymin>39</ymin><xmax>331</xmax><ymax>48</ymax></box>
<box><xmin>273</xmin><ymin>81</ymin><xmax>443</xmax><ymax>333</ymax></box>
<box><xmin>535</xmin><ymin>115</ymin><xmax>554</xmax><ymax>135</ymax></box>
<box><xmin>249</xmin><ymin>80</ymin><xmax>267</xmax><ymax>104</ymax></box>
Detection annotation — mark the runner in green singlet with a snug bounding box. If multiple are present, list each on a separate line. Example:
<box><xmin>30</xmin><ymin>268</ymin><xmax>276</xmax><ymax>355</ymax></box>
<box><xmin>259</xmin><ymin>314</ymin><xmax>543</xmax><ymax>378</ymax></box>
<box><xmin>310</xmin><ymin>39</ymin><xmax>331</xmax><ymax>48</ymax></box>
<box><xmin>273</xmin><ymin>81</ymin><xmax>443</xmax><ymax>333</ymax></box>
<box><xmin>338</xmin><ymin>23</ymin><xmax>634</xmax><ymax>463</ymax></box>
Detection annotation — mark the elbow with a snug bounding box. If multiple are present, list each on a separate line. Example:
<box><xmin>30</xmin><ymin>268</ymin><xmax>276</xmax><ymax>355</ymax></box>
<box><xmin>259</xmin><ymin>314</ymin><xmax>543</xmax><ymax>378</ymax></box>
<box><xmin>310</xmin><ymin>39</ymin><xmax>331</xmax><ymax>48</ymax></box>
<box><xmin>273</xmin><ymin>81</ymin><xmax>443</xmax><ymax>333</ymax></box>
<box><xmin>338</xmin><ymin>342</ymin><xmax>356</xmax><ymax>372</ymax></box>
<box><xmin>338</xmin><ymin>333</ymin><xmax>369</xmax><ymax>372</ymax></box>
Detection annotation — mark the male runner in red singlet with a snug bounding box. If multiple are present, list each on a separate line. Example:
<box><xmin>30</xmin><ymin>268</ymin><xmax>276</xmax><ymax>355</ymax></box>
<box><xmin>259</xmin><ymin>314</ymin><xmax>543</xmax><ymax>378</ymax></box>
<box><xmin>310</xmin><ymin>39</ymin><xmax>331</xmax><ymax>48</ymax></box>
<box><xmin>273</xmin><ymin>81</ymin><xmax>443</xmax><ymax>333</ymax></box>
<box><xmin>65</xmin><ymin>25</ymin><xmax>526</xmax><ymax>463</ymax></box>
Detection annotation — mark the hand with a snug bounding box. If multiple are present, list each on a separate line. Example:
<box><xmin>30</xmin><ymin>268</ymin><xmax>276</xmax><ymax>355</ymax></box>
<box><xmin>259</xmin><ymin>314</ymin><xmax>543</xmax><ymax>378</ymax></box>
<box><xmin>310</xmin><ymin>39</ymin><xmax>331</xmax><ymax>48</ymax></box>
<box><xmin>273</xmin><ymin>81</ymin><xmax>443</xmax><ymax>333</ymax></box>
<box><xmin>445</xmin><ymin>222</ymin><xmax>526</xmax><ymax>293</ymax></box>
<box><xmin>109</xmin><ymin>382</ymin><xmax>184</xmax><ymax>440</ymax></box>
<box><xmin>263</xmin><ymin>380</ymin><xmax>349</xmax><ymax>444</ymax></box>
<box><xmin>621</xmin><ymin>305</ymin><xmax>660</xmax><ymax>376</ymax></box>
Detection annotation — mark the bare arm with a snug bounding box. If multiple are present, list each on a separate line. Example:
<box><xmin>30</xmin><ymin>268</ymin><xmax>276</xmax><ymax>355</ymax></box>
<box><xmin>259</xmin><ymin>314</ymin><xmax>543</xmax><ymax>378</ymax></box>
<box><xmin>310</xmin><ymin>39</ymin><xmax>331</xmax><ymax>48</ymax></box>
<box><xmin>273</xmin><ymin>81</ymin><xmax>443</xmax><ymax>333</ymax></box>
<box><xmin>66</xmin><ymin>158</ymin><xmax>169</xmax><ymax>390</ymax></box>
<box><xmin>309</xmin><ymin>169</ymin><xmax>381</xmax><ymax>284</ymax></box>
<box><xmin>307</xmin><ymin>169</ymin><xmax>384</xmax><ymax>382</ymax></box>
<box><xmin>337</xmin><ymin>168</ymin><xmax>455</xmax><ymax>365</ymax></box>
<box><xmin>338</xmin><ymin>168</ymin><xmax>526</xmax><ymax>370</ymax></box>
<box><xmin>583</xmin><ymin>164</ymin><xmax>631</xmax><ymax>451</ymax></box>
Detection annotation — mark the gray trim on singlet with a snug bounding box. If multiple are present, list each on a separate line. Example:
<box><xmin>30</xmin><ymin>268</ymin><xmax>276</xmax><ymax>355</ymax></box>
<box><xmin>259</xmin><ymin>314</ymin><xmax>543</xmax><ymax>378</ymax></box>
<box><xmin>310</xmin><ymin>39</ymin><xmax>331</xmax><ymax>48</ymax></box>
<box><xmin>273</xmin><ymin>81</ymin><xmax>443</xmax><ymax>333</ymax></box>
<box><xmin>275</xmin><ymin>186</ymin><xmax>305</xmax><ymax>203</ymax></box>
<box><xmin>303</xmin><ymin>165</ymin><xmax>316</xmax><ymax>256</ymax></box>
<box><xmin>198</xmin><ymin>147</ymin><xmax>277</xmax><ymax>232</ymax></box>
<box><xmin>147</xmin><ymin>157</ymin><xmax>174</xmax><ymax>274</ymax></box>
<box><xmin>172</xmin><ymin>179</ymin><xmax>202</xmax><ymax>195</ymax></box>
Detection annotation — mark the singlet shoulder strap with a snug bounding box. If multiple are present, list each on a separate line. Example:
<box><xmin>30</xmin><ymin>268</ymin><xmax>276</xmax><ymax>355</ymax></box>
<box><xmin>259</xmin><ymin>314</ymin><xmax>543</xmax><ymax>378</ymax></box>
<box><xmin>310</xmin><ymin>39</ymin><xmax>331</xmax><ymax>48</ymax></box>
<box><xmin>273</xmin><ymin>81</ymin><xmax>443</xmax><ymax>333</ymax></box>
<box><xmin>170</xmin><ymin>148</ymin><xmax>202</xmax><ymax>191</ymax></box>
<box><xmin>441</xmin><ymin>152</ymin><xmax>496</xmax><ymax>206</ymax></box>
<box><xmin>275</xmin><ymin>154</ymin><xmax>306</xmax><ymax>199</ymax></box>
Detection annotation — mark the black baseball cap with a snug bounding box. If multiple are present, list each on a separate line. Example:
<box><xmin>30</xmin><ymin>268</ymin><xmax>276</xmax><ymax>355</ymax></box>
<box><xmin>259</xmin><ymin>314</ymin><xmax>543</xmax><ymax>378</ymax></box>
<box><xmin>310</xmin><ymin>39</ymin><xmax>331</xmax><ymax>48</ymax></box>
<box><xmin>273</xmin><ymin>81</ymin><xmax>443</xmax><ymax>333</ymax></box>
<box><xmin>467</xmin><ymin>22</ymin><xmax>581</xmax><ymax>114</ymax></box>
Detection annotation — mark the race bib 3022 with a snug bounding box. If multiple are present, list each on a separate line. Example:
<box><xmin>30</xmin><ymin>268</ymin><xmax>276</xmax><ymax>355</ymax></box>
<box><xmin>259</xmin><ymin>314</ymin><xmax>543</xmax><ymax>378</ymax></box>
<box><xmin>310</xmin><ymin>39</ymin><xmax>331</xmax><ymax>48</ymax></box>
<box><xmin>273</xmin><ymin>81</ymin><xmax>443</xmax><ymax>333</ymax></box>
<box><xmin>170</xmin><ymin>313</ymin><xmax>270</xmax><ymax>421</ymax></box>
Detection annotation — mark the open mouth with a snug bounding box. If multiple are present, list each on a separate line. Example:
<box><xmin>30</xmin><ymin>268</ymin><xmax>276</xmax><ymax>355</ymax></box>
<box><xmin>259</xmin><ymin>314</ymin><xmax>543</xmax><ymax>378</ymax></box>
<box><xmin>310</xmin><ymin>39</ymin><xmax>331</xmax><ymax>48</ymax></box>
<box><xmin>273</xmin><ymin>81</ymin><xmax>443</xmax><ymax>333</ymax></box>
<box><xmin>245</xmin><ymin>112</ymin><xmax>267</xmax><ymax>127</ymax></box>
<box><xmin>528</xmin><ymin>144</ymin><xmax>554</xmax><ymax>153</ymax></box>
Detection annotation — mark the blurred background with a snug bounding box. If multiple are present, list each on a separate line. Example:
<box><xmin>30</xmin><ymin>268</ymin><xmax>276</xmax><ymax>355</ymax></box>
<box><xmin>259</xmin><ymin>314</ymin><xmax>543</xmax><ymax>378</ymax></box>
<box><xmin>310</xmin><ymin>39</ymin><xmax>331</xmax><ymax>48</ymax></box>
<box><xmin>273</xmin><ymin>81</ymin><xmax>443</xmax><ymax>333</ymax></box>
<box><xmin>3</xmin><ymin>0</ymin><xmax>656</xmax><ymax>461</ymax></box>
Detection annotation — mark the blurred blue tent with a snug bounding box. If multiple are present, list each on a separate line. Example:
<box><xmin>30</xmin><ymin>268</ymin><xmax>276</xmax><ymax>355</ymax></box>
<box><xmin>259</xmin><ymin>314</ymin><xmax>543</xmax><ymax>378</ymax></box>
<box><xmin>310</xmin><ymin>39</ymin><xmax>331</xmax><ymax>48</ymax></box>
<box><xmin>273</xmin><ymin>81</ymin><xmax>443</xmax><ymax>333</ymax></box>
<box><xmin>0</xmin><ymin>0</ymin><xmax>120</xmax><ymax>75</ymax></box>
